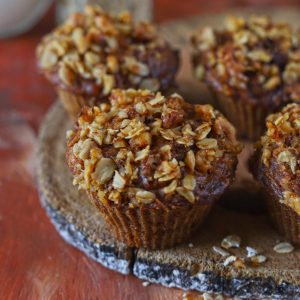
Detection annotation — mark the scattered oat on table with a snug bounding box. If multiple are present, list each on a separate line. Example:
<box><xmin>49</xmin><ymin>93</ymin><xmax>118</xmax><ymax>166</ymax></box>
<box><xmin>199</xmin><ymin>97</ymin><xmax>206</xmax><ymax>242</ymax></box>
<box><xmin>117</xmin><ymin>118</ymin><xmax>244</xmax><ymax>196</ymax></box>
<box><xmin>250</xmin><ymin>254</ymin><xmax>267</xmax><ymax>264</ymax></box>
<box><xmin>246</xmin><ymin>246</ymin><xmax>257</xmax><ymax>258</ymax></box>
<box><xmin>223</xmin><ymin>255</ymin><xmax>237</xmax><ymax>266</ymax></box>
<box><xmin>273</xmin><ymin>242</ymin><xmax>294</xmax><ymax>253</ymax></box>
<box><xmin>142</xmin><ymin>281</ymin><xmax>150</xmax><ymax>287</ymax></box>
<box><xmin>212</xmin><ymin>246</ymin><xmax>230</xmax><ymax>257</ymax></box>
<box><xmin>221</xmin><ymin>234</ymin><xmax>241</xmax><ymax>249</ymax></box>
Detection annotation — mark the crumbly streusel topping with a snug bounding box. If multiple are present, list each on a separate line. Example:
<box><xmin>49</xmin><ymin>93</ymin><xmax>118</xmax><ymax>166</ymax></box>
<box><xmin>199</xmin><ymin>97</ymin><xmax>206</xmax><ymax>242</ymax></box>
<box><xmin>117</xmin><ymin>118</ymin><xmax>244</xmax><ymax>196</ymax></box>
<box><xmin>257</xmin><ymin>103</ymin><xmax>300</xmax><ymax>214</ymax></box>
<box><xmin>67</xmin><ymin>89</ymin><xmax>242</xmax><ymax>207</ymax></box>
<box><xmin>191</xmin><ymin>15</ymin><xmax>300</xmax><ymax>101</ymax></box>
<box><xmin>37</xmin><ymin>5</ymin><xmax>178</xmax><ymax>96</ymax></box>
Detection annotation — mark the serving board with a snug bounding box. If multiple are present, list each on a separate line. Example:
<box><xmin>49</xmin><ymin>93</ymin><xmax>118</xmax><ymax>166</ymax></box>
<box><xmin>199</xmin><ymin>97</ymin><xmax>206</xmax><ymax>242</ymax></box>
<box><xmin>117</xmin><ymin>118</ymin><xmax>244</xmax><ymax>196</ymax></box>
<box><xmin>37</xmin><ymin>8</ymin><xmax>300</xmax><ymax>299</ymax></box>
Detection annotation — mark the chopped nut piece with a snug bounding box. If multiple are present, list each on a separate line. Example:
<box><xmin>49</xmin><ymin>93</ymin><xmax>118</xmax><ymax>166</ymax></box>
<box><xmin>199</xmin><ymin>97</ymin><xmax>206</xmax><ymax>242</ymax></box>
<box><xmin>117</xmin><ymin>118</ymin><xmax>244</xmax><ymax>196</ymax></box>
<box><xmin>134</xmin><ymin>102</ymin><xmax>147</xmax><ymax>114</ymax></box>
<box><xmin>108</xmin><ymin>190</ymin><xmax>121</xmax><ymax>203</ymax></box>
<box><xmin>221</xmin><ymin>234</ymin><xmax>241</xmax><ymax>249</ymax></box>
<box><xmin>148</xmin><ymin>93</ymin><xmax>165</xmax><ymax>106</ymax></box>
<box><xmin>154</xmin><ymin>159</ymin><xmax>180</xmax><ymax>182</ymax></box>
<box><xmin>135</xmin><ymin>146</ymin><xmax>150</xmax><ymax>161</ymax></box>
<box><xmin>112</xmin><ymin>170</ymin><xmax>126</xmax><ymax>189</ymax></box>
<box><xmin>277</xmin><ymin>150</ymin><xmax>297</xmax><ymax>174</ymax></box>
<box><xmin>78</xmin><ymin>138</ymin><xmax>96</xmax><ymax>159</ymax></box>
<box><xmin>92</xmin><ymin>157</ymin><xmax>116</xmax><ymax>184</ymax></box>
<box><xmin>273</xmin><ymin>242</ymin><xmax>294</xmax><ymax>253</ymax></box>
<box><xmin>84</xmin><ymin>51</ymin><xmax>100</xmax><ymax>66</ymax></box>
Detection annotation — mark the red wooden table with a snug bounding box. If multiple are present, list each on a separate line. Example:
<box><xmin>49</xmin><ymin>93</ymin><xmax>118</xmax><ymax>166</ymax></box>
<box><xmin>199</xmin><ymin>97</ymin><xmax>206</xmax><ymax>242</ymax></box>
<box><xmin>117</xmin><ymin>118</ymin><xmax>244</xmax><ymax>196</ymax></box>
<box><xmin>1</xmin><ymin>1</ymin><xmax>299</xmax><ymax>299</ymax></box>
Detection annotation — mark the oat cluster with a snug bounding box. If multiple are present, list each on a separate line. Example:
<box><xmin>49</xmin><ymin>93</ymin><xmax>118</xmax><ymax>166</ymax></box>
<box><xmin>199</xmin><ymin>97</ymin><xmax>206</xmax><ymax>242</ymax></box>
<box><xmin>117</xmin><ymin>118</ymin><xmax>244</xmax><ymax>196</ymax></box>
<box><xmin>37</xmin><ymin>5</ymin><xmax>178</xmax><ymax>97</ymax></box>
<box><xmin>67</xmin><ymin>89</ymin><xmax>241</xmax><ymax>207</ymax></box>
<box><xmin>192</xmin><ymin>15</ymin><xmax>300</xmax><ymax>99</ymax></box>
<box><xmin>257</xmin><ymin>103</ymin><xmax>300</xmax><ymax>214</ymax></box>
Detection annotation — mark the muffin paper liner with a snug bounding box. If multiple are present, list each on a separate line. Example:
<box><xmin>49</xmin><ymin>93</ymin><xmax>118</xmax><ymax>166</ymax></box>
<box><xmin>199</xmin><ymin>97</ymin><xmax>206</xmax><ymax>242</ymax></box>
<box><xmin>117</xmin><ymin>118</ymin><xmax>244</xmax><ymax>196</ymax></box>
<box><xmin>212</xmin><ymin>91</ymin><xmax>267</xmax><ymax>141</ymax></box>
<box><xmin>56</xmin><ymin>88</ymin><xmax>87</xmax><ymax>119</ymax></box>
<box><xmin>264</xmin><ymin>191</ymin><xmax>300</xmax><ymax>245</ymax></box>
<box><xmin>91</xmin><ymin>197</ymin><xmax>212</xmax><ymax>249</ymax></box>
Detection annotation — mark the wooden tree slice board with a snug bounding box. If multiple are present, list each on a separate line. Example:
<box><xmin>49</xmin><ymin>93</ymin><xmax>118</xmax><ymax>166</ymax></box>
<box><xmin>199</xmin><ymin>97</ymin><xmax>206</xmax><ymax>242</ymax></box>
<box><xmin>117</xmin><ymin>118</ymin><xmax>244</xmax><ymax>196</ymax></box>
<box><xmin>37</xmin><ymin>8</ymin><xmax>300</xmax><ymax>299</ymax></box>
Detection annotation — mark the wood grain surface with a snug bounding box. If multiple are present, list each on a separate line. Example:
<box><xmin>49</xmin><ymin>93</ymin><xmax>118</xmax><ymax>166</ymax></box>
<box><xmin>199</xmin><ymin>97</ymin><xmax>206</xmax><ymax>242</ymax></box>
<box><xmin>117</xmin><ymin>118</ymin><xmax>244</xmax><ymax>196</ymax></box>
<box><xmin>1</xmin><ymin>2</ymin><xmax>300</xmax><ymax>300</ymax></box>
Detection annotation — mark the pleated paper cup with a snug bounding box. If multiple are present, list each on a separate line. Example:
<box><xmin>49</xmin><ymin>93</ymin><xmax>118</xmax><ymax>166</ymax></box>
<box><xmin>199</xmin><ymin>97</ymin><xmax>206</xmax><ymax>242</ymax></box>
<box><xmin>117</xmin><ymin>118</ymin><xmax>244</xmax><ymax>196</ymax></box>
<box><xmin>264</xmin><ymin>190</ymin><xmax>300</xmax><ymax>245</ymax></box>
<box><xmin>91</xmin><ymin>197</ymin><xmax>213</xmax><ymax>249</ymax></box>
<box><xmin>213</xmin><ymin>91</ymin><xmax>268</xmax><ymax>141</ymax></box>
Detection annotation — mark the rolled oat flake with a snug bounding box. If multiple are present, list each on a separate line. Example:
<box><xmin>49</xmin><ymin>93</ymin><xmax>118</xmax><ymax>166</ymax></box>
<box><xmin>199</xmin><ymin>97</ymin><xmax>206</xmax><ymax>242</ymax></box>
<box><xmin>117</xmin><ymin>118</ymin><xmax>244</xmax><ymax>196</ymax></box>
<box><xmin>273</xmin><ymin>242</ymin><xmax>294</xmax><ymax>254</ymax></box>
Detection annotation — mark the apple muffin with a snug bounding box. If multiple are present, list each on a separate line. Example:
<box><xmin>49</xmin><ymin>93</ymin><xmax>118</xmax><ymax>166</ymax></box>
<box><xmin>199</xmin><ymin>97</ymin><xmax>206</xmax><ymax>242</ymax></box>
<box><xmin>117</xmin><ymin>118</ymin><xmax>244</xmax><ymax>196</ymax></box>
<box><xmin>251</xmin><ymin>103</ymin><xmax>300</xmax><ymax>244</ymax></box>
<box><xmin>37</xmin><ymin>5</ymin><xmax>179</xmax><ymax>118</ymax></box>
<box><xmin>66</xmin><ymin>89</ymin><xmax>242</xmax><ymax>249</ymax></box>
<box><xmin>191</xmin><ymin>15</ymin><xmax>300</xmax><ymax>140</ymax></box>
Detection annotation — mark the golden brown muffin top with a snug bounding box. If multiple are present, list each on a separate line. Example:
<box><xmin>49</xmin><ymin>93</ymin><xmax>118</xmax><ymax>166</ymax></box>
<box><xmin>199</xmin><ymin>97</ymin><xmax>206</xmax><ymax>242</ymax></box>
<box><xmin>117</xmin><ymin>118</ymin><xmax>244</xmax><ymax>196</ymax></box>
<box><xmin>36</xmin><ymin>5</ymin><xmax>178</xmax><ymax>97</ymax></box>
<box><xmin>253</xmin><ymin>103</ymin><xmax>300</xmax><ymax>215</ymax></box>
<box><xmin>66</xmin><ymin>89</ymin><xmax>242</xmax><ymax>208</ymax></box>
<box><xmin>191</xmin><ymin>15</ymin><xmax>300</xmax><ymax>106</ymax></box>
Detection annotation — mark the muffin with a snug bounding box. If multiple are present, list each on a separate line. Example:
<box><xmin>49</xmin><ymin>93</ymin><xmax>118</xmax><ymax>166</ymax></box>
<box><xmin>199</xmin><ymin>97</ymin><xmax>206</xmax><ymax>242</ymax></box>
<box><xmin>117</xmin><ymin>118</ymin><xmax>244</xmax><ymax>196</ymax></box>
<box><xmin>191</xmin><ymin>15</ymin><xmax>300</xmax><ymax>141</ymax></box>
<box><xmin>66</xmin><ymin>89</ymin><xmax>242</xmax><ymax>249</ymax></box>
<box><xmin>36</xmin><ymin>5</ymin><xmax>179</xmax><ymax>118</ymax></box>
<box><xmin>251</xmin><ymin>103</ymin><xmax>300</xmax><ymax>245</ymax></box>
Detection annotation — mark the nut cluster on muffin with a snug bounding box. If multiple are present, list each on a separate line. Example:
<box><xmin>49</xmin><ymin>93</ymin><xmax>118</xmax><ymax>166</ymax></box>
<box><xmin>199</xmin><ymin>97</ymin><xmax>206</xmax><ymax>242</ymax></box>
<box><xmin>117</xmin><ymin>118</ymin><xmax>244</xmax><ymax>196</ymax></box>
<box><xmin>37</xmin><ymin>5</ymin><xmax>179</xmax><ymax>118</ymax></box>
<box><xmin>251</xmin><ymin>103</ymin><xmax>300</xmax><ymax>244</ymax></box>
<box><xmin>66</xmin><ymin>89</ymin><xmax>242</xmax><ymax>248</ymax></box>
<box><xmin>191</xmin><ymin>15</ymin><xmax>300</xmax><ymax>140</ymax></box>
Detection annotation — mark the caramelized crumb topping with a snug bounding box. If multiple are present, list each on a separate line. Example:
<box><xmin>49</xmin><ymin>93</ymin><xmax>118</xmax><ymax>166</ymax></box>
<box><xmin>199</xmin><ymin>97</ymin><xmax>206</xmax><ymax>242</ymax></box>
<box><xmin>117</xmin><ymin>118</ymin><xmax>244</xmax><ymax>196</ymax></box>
<box><xmin>191</xmin><ymin>15</ymin><xmax>300</xmax><ymax>103</ymax></box>
<box><xmin>254</xmin><ymin>103</ymin><xmax>300</xmax><ymax>214</ymax></box>
<box><xmin>37</xmin><ymin>5</ymin><xmax>178</xmax><ymax>97</ymax></box>
<box><xmin>67</xmin><ymin>89</ymin><xmax>242</xmax><ymax>207</ymax></box>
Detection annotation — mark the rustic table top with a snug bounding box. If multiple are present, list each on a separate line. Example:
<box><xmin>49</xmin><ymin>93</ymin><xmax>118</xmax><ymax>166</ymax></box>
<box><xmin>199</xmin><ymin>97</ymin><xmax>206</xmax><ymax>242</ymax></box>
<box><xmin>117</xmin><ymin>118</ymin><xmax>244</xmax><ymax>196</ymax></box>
<box><xmin>1</xmin><ymin>1</ymin><xmax>300</xmax><ymax>299</ymax></box>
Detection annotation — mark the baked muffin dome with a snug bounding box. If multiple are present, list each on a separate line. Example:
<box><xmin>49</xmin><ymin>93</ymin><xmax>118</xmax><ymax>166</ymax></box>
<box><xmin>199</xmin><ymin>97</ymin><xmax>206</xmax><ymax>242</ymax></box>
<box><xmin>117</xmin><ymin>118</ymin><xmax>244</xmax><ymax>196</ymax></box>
<box><xmin>36</xmin><ymin>5</ymin><xmax>179</xmax><ymax>117</ymax></box>
<box><xmin>251</xmin><ymin>103</ymin><xmax>300</xmax><ymax>244</ymax></box>
<box><xmin>67</xmin><ymin>89</ymin><xmax>241</xmax><ymax>207</ymax></box>
<box><xmin>191</xmin><ymin>15</ymin><xmax>300</xmax><ymax>140</ymax></box>
<box><xmin>66</xmin><ymin>89</ymin><xmax>242</xmax><ymax>248</ymax></box>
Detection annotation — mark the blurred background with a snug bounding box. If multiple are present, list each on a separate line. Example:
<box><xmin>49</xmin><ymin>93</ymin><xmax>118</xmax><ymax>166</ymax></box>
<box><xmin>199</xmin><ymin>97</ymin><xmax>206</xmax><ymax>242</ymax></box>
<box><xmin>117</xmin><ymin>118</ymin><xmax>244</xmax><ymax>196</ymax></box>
<box><xmin>2</xmin><ymin>0</ymin><xmax>300</xmax><ymax>37</ymax></box>
<box><xmin>2</xmin><ymin>0</ymin><xmax>300</xmax><ymax>131</ymax></box>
